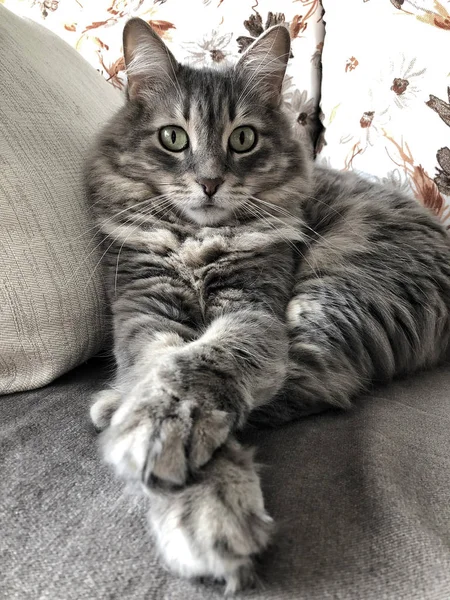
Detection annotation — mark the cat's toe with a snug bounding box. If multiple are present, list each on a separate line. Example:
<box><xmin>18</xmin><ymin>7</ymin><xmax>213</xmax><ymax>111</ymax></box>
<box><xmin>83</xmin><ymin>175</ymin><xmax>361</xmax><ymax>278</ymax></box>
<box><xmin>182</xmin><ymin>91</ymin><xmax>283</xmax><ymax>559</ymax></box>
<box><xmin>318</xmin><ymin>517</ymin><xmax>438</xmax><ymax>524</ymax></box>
<box><xmin>188</xmin><ymin>409</ymin><xmax>232</xmax><ymax>469</ymax></box>
<box><xmin>100</xmin><ymin>384</ymin><xmax>193</xmax><ymax>486</ymax></box>
<box><xmin>100</xmin><ymin>374</ymin><xmax>234</xmax><ymax>486</ymax></box>
<box><xmin>146</xmin><ymin>413</ymin><xmax>190</xmax><ymax>486</ymax></box>
<box><xmin>90</xmin><ymin>389</ymin><xmax>122</xmax><ymax>432</ymax></box>
<box><xmin>224</xmin><ymin>563</ymin><xmax>258</xmax><ymax>596</ymax></box>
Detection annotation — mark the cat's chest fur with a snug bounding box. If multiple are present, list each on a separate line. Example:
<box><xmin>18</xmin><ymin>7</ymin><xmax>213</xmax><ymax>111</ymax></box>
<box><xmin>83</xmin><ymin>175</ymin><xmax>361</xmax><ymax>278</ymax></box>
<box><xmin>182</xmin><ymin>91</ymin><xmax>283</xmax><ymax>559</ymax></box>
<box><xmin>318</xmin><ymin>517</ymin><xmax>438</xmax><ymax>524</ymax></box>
<box><xmin>140</xmin><ymin>224</ymin><xmax>282</xmax><ymax>277</ymax></box>
<box><xmin>110</xmin><ymin>220</ymin><xmax>296</xmax><ymax>321</ymax></box>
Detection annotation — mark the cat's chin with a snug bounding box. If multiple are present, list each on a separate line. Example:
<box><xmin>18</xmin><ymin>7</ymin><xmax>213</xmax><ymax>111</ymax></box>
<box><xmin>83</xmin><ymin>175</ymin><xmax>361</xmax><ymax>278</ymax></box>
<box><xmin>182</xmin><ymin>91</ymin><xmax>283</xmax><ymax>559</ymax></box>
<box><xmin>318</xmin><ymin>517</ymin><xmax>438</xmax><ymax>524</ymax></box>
<box><xmin>184</xmin><ymin>205</ymin><xmax>232</xmax><ymax>227</ymax></box>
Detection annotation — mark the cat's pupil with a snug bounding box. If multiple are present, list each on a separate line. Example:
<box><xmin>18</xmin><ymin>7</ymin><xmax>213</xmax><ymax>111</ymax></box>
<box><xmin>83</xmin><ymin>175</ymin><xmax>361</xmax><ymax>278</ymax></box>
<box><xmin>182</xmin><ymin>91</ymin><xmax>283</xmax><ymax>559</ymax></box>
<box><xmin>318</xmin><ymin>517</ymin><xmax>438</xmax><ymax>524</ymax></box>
<box><xmin>239</xmin><ymin>131</ymin><xmax>245</xmax><ymax>145</ymax></box>
<box><xmin>171</xmin><ymin>130</ymin><xmax>176</xmax><ymax>144</ymax></box>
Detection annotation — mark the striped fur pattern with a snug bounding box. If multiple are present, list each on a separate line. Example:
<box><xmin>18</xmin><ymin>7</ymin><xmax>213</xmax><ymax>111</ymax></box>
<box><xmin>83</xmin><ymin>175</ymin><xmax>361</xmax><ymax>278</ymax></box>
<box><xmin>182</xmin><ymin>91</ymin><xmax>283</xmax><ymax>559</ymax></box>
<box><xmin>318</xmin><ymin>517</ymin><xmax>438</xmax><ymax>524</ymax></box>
<box><xmin>87</xmin><ymin>19</ymin><xmax>450</xmax><ymax>593</ymax></box>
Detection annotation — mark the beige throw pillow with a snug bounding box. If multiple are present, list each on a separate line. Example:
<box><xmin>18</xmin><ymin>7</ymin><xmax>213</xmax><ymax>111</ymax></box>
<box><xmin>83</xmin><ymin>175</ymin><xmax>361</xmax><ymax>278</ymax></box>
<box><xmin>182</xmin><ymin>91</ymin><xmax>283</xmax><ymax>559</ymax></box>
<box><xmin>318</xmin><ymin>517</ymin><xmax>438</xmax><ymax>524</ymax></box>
<box><xmin>0</xmin><ymin>6</ymin><xmax>122</xmax><ymax>393</ymax></box>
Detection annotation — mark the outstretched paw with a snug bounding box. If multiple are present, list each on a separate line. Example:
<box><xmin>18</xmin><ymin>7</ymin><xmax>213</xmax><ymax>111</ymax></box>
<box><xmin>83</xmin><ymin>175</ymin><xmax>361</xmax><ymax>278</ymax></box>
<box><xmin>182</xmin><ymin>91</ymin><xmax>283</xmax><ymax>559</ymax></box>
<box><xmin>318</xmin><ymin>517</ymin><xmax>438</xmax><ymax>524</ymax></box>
<box><xmin>147</xmin><ymin>440</ymin><xmax>274</xmax><ymax>595</ymax></box>
<box><xmin>101</xmin><ymin>376</ymin><xmax>232</xmax><ymax>487</ymax></box>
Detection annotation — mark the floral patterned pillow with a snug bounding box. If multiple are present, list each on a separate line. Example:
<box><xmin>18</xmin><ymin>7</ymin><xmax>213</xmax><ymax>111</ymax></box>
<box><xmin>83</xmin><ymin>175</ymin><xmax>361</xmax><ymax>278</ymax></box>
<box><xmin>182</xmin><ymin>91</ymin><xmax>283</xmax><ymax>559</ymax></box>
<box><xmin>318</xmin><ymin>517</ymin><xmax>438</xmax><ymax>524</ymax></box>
<box><xmin>318</xmin><ymin>0</ymin><xmax>450</xmax><ymax>228</ymax></box>
<box><xmin>5</xmin><ymin>0</ymin><xmax>324</xmax><ymax>148</ymax></box>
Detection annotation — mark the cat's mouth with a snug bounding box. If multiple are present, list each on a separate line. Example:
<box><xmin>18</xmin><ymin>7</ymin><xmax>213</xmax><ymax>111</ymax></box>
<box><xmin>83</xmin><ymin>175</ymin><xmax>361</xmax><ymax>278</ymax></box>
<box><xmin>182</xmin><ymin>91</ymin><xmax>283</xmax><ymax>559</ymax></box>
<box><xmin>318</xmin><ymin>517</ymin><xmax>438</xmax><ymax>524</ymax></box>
<box><xmin>184</xmin><ymin>202</ymin><xmax>230</xmax><ymax>226</ymax></box>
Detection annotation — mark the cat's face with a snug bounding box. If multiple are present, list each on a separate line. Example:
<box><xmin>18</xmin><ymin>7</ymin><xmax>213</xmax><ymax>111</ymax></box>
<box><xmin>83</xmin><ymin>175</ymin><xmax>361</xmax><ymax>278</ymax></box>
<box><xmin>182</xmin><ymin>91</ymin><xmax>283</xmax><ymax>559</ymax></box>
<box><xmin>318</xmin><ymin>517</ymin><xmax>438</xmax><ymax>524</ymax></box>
<box><xmin>94</xmin><ymin>20</ymin><xmax>308</xmax><ymax>227</ymax></box>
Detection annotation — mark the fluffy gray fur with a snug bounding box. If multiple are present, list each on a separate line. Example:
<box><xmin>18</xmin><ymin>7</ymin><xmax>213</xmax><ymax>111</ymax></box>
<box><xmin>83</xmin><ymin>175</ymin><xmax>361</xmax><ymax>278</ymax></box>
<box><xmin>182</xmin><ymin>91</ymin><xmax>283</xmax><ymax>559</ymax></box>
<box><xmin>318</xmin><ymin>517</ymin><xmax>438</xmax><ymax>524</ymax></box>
<box><xmin>87</xmin><ymin>19</ymin><xmax>450</xmax><ymax>594</ymax></box>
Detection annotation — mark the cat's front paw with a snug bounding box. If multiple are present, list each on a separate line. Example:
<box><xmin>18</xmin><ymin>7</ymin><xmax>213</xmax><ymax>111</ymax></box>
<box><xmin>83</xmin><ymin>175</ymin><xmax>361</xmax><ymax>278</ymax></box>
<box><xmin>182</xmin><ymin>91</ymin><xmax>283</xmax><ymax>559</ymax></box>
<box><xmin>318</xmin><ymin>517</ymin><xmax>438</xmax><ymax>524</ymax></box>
<box><xmin>101</xmin><ymin>374</ymin><xmax>232</xmax><ymax>486</ymax></box>
<box><xmin>148</xmin><ymin>440</ymin><xmax>273</xmax><ymax>595</ymax></box>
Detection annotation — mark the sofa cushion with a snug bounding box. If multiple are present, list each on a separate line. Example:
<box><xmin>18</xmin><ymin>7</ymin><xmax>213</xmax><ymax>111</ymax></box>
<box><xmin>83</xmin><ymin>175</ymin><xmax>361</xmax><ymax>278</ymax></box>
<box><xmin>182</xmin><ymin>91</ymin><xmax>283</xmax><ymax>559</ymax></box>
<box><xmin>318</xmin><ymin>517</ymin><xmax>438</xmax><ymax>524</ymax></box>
<box><xmin>318</xmin><ymin>0</ymin><xmax>450</xmax><ymax>229</ymax></box>
<box><xmin>0</xmin><ymin>6</ymin><xmax>122</xmax><ymax>394</ymax></box>
<box><xmin>1</xmin><ymin>362</ymin><xmax>449</xmax><ymax>599</ymax></box>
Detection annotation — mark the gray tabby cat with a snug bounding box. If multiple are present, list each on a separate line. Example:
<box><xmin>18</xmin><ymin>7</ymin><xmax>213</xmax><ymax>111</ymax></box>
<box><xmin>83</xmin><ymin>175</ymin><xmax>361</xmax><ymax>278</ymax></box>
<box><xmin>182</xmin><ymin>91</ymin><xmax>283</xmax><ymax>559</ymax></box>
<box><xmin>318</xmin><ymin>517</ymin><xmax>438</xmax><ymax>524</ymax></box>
<box><xmin>88</xmin><ymin>18</ymin><xmax>450</xmax><ymax>594</ymax></box>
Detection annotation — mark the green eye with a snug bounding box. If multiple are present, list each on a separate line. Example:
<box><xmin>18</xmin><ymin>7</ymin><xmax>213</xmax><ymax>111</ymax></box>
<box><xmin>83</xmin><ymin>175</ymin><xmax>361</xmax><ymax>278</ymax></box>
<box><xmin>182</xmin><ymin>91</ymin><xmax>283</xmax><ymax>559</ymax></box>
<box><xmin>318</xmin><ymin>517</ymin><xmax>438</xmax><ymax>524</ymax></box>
<box><xmin>229</xmin><ymin>126</ymin><xmax>256</xmax><ymax>153</ymax></box>
<box><xmin>159</xmin><ymin>126</ymin><xmax>189</xmax><ymax>152</ymax></box>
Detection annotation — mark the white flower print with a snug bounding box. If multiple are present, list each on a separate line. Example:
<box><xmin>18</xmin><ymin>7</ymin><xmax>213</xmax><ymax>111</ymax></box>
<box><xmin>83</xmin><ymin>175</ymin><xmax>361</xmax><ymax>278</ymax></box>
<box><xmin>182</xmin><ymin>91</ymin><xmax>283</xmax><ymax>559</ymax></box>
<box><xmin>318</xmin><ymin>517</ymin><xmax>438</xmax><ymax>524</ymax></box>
<box><xmin>283</xmin><ymin>89</ymin><xmax>318</xmax><ymax>153</ymax></box>
<box><xmin>372</xmin><ymin>54</ymin><xmax>427</xmax><ymax>111</ymax></box>
<box><xmin>339</xmin><ymin>109</ymin><xmax>389</xmax><ymax>152</ymax></box>
<box><xmin>338</xmin><ymin>85</ymin><xmax>391</xmax><ymax>157</ymax></box>
<box><xmin>285</xmin><ymin>89</ymin><xmax>316</xmax><ymax>128</ymax></box>
<box><xmin>181</xmin><ymin>30</ymin><xmax>235</xmax><ymax>67</ymax></box>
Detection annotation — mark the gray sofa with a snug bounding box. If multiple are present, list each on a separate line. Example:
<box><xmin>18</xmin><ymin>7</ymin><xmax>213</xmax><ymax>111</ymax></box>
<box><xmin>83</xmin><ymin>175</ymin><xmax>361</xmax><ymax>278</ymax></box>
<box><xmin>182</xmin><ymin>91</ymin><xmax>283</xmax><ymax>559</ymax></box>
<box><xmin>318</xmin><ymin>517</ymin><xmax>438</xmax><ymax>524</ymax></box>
<box><xmin>1</xmin><ymin>7</ymin><xmax>450</xmax><ymax>600</ymax></box>
<box><xmin>2</xmin><ymin>361</ymin><xmax>450</xmax><ymax>599</ymax></box>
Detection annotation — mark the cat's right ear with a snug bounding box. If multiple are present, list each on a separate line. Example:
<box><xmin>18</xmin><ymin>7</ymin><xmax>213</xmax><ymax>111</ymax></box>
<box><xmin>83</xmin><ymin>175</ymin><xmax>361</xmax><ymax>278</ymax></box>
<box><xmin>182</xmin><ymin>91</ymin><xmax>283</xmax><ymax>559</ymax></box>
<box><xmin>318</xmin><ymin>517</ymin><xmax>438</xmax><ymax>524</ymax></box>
<box><xmin>123</xmin><ymin>18</ymin><xmax>179</xmax><ymax>101</ymax></box>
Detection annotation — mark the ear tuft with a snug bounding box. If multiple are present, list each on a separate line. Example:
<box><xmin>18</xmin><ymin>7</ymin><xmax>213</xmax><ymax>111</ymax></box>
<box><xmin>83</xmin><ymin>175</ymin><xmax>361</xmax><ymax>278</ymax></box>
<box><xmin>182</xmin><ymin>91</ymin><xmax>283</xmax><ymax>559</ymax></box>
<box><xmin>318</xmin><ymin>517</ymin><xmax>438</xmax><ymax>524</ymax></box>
<box><xmin>123</xmin><ymin>18</ymin><xmax>178</xmax><ymax>101</ymax></box>
<box><xmin>235</xmin><ymin>25</ymin><xmax>291</xmax><ymax>106</ymax></box>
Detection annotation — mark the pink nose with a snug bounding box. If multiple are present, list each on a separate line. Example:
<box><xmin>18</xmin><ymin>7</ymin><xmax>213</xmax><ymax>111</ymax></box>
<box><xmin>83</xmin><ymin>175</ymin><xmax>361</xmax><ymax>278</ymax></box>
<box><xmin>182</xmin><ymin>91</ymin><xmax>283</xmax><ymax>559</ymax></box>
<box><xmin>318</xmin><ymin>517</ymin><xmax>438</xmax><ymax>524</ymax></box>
<box><xmin>196</xmin><ymin>177</ymin><xmax>224</xmax><ymax>197</ymax></box>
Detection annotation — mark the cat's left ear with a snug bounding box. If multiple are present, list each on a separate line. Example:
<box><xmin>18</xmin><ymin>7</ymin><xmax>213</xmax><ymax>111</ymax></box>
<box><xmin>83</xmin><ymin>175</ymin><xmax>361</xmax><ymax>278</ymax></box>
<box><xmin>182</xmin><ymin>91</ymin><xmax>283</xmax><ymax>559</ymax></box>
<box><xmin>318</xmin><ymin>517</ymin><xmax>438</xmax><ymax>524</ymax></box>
<box><xmin>235</xmin><ymin>25</ymin><xmax>290</xmax><ymax>106</ymax></box>
<box><xmin>123</xmin><ymin>18</ymin><xmax>179</xmax><ymax>101</ymax></box>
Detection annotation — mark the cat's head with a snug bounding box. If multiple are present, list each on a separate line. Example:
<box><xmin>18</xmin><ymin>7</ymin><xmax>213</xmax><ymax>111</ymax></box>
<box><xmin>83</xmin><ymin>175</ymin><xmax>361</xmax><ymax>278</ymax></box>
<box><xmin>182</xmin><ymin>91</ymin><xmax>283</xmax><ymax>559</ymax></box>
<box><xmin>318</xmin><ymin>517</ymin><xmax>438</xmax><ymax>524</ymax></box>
<box><xmin>91</xmin><ymin>18</ymin><xmax>310</xmax><ymax>227</ymax></box>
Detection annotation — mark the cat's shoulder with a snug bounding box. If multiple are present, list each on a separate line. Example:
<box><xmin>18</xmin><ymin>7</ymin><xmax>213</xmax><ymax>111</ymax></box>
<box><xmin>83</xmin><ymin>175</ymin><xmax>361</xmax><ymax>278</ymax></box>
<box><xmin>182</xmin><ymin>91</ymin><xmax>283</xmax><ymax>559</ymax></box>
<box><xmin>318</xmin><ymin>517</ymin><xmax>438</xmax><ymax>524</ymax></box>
<box><xmin>310</xmin><ymin>163</ymin><xmax>421</xmax><ymax>215</ymax></box>
<box><xmin>305</xmin><ymin>163</ymin><xmax>447</xmax><ymax>241</ymax></box>
<box><xmin>312</xmin><ymin>165</ymin><xmax>396</xmax><ymax>202</ymax></box>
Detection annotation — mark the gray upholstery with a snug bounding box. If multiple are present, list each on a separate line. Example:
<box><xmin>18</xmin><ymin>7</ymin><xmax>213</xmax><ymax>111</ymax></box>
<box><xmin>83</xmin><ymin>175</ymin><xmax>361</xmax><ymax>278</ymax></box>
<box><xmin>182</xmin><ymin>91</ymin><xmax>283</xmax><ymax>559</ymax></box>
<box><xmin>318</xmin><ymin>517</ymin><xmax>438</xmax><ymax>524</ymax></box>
<box><xmin>1</xmin><ymin>363</ymin><xmax>450</xmax><ymax>599</ymax></box>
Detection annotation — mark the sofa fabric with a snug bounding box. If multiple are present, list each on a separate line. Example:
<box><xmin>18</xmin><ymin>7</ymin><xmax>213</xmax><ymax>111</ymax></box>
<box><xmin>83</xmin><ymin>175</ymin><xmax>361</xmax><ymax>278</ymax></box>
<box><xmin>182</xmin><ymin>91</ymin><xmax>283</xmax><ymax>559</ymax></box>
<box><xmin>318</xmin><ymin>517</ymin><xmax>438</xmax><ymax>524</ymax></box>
<box><xmin>0</xmin><ymin>6</ymin><xmax>122</xmax><ymax>393</ymax></box>
<box><xmin>1</xmin><ymin>361</ymin><xmax>450</xmax><ymax>600</ymax></box>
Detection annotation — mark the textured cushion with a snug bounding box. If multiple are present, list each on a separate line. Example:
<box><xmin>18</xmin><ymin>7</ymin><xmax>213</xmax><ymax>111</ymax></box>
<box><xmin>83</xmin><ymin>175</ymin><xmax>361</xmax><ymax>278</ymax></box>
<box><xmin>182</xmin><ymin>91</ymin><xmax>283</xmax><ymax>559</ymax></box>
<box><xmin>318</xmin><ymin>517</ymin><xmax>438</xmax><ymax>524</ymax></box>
<box><xmin>0</xmin><ymin>6</ymin><xmax>122</xmax><ymax>393</ymax></box>
<box><xmin>318</xmin><ymin>0</ymin><xmax>450</xmax><ymax>228</ymax></box>
<box><xmin>1</xmin><ymin>362</ymin><xmax>449</xmax><ymax>599</ymax></box>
